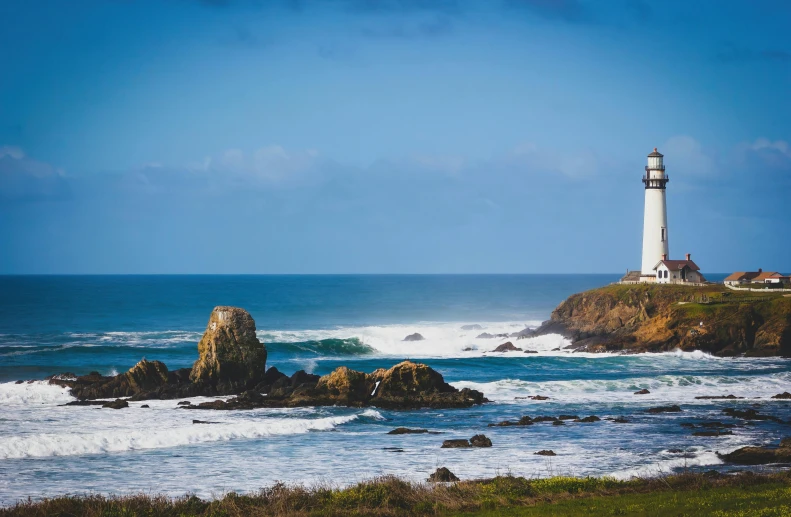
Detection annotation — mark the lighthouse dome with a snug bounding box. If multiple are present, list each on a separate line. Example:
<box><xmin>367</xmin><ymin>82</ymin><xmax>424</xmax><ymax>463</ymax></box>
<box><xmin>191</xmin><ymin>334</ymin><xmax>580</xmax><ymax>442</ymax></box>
<box><xmin>647</xmin><ymin>147</ymin><xmax>663</xmax><ymax>157</ymax></box>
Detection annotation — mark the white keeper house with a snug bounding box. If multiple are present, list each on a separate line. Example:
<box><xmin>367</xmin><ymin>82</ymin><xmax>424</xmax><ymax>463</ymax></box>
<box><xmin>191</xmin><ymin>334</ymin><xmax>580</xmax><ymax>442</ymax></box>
<box><xmin>621</xmin><ymin>148</ymin><xmax>706</xmax><ymax>284</ymax></box>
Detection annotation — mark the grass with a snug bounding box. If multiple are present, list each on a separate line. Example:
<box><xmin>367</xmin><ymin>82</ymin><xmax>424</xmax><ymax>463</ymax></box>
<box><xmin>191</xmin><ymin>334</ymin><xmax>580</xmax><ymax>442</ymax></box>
<box><xmin>3</xmin><ymin>471</ymin><xmax>791</xmax><ymax>517</ymax></box>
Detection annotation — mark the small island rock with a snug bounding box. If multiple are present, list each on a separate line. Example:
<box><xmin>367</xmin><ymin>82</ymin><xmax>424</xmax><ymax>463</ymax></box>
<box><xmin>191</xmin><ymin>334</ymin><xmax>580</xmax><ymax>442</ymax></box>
<box><xmin>491</xmin><ymin>342</ymin><xmax>521</xmax><ymax>352</ymax></box>
<box><xmin>403</xmin><ymin>333</ymin><xmax>425</xmax><ymax>342</ymax></box>
<box><xmin>428</xmin><ymin>467</ymin><xmax>460</xmax><ymax>482</ymax></box>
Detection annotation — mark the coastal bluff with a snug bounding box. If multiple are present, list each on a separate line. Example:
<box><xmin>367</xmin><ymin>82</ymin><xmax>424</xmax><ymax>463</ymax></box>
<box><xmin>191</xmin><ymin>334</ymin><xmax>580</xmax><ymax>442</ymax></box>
<box><xmin>531</xmin><ymin>284</ymin><xmax>791</xmax><ymax>357</ymax></box>
<box><xmin>48</xmin><ymin>306</ymin><xmax>486</xmax><ymax>409</ymax></box>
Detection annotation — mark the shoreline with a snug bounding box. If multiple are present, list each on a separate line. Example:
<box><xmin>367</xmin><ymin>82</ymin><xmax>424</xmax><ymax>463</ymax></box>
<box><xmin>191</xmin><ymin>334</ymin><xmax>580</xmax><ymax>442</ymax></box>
<box><xmin>3</xmin><ymin>470</ymin><xmax>791</xmax><ymax>516</ymax></box>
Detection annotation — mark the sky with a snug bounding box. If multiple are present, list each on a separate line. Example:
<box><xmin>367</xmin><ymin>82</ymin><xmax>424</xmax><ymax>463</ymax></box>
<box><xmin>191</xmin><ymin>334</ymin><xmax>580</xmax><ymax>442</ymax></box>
<box><xmin>1</xmin><ymin>0</ymin><xmax>789</xmax><ymax>274</ymax></box>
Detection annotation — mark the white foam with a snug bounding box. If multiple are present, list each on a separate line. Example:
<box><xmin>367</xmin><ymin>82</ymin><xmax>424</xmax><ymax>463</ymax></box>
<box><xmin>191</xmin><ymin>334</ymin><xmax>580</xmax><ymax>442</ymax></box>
<box><xmin>261</xmin><ymin>321</ymin><xmax>543</xmax><ymax>358</ymax></box>
<box><xmin>452</xmin><ymin>370</ymin><xmax>791</xmax><ymax>403</ymax></box>
<box><xmin>0</xmin><ymin>414</ymin><xmax>360</xmax><ymax>459</ymax></box>
<box><xmin>610</xmin><ymin>451</ymin><xmax>723</xmax><ymax>479</ymax></box>
<box><xmin>0</xmin><ymin>381</ymin><xmax>74</xmax><ymax>407</ymax></box>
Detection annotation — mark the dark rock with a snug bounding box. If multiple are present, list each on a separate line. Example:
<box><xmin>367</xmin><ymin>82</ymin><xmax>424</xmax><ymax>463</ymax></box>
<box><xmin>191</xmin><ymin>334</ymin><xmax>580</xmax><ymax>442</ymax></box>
<box><xmin>695</xmin><ymin>395</ymin><xmax>743</xmax><ymax>400</ymax></box>
<box><xmin>719</xmin><ymin>438</ymin><xmax>791</xmax><ymax>465</ymax></box>
<box><xmin>722</xmin><ymin>408</ymin><xmax>783</xmax><ymax>423</ymax></box>
<box><xmin>491</xmin><ymin>341</ymin><xmax>521</xmax><ymax>352</ymax></box>
<box><xmin>15</xmin><ymin>380</ymin><xmax>23</xmax><ymax>384</ymax></box>
<box><xmin>529</xmin><ymin>395</ymin><xmax>550</xmax><ymax>401</ymax></box>
<box><xmin>63</xmin><ymin>400</ymin><xmax>105</xmax><ymax>406</ymax></box>
<box><xmin>190</xmin><ymin>307</ymin><xmax>268</xmax><ymax>395</ymax></box>
<box><xmin>552</xmin><ymin>420</ymin><xmax>565</xmax><ymax>426</ymax></box>
<box><xmin>177</xmin><ymin>401</ymin><xmax>191</xmax><ymax>406</ymax></box>
<box><xmin>535</xmin><ymin>450</ymin><xmax>556</xmax><ymax>456</ymax></box>
<box><xmin>693</xmin><ymin>430</ymin><xmax>733</xmax><ymax>437</ymax></box>
<box><xmin>192</xmin><ymin>420</ymin><xmax>219</xmax><ymax>424</ymax></box>
<box><xmin>140</xmin><ymin>404</ymin><xmax>150</xmax><ymax>408</ymax></box>
<box><xmin>461</xmin><ymin>325</ymin><xmax>483</xmax><ymax>331</ymax></box>
<box><xmin>558</xmin><ymin>415</ymin><xmax>579</xmax><ymax>420</ymax></box>
<box><xmin>646</xmin><ymin>405</ymin><xmax>682</xmax><ymax>414</ymax></box>
<box><xmin>634</xmin><ymin>389</ymin><xmax>650</xmax><ymax>395</ymax></box>
<box><xmin>428</xmin><ymin>467</ymin><xmax>459</xmax><ymax>482</ymax></box>
<box><xmin>700</xmin><ymin>421</ymin><xmax>736</xmax><ymax>428</ymax></box>
<box><xmin>290</xmin><ymin>370</ymin><xmax>320</xmax><ymax>388</ymax></box>
<box><xmin>772</xmin><ymin>392</ymin><xmax>791</xmax><ymax>400</ymax></box>
<box><xmin>523</xmin><ymin>350</ymin><xmax>538</xmax><ymax>354</ymax></box>
<box><xmin>383</xmin><ymin>448</ymin><xmax>404</xmax><ymax>453</ymax></box>
<box><xmin>533</xmin><ymin>416</ymin><xmax>558</xmax><ymax>423</ymax></box>
<box><xmin>65</xmin><ymin>360</ymin><xmax>170</xmax><ymax>400</ymax></box>
<box><xmin>470</xmin><ymin>434</ymin><xmax>492</xmax><ymax>447</ymax></box>
<box><xmin>575</xmin><ymin>416</ymin><xmax>601</xmax><ymax>423</ymax></box>
<box><xmin>403</xmin><ymin>333</ymin><xmax>425</xmax><ymax>342</ymax></box>
<box><xmin>462</xmin><ymin>347</ymin><xmax>475</xmax><ymax>351</ymax></box>
<box><xmin>442</xmin><ymin>439</ymin><xmax>471</xmax><ymax>448</ymax></box>
<box><xmin>388</xmin><ymin>428</ymin><xmax>429</xmax><ymax>435</ymax></box>
<box><xmin>489</xmin><ymin>416</ymin><xmax>533</xmax><ymax>427</ymax></box>
<box><xmin>102</xmin><ymin>399</ymin><xmax>128</xmax><ymax>409</ymax></box>
<box><xmin>476</xmin><ymin>333</ymin><xmax>496</xmax><ymax>339</ymax></box>
<box><xmin>667</xmin><ymin>448</ymin><xmax>684</xmax><ymax>454</ymax></box>
<box><xmin>609</xmin><ymin>417</ymin><xmax>629</xmax><ymax>423</ymax></box>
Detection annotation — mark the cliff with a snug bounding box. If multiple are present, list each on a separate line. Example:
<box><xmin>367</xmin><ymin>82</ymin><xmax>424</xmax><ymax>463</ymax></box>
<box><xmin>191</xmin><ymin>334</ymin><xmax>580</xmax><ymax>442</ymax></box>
<box><xmin>532</xmin><ymin>284</ymin><xmax>791</xmax><ymax>357</ymax></box>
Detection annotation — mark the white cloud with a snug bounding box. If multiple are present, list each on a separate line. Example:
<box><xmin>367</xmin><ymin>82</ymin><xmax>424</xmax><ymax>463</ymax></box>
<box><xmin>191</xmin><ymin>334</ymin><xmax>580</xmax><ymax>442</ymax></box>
<box><xmin>749</xmin><ymin>138</ymin><xmax>790</xmax><ymax>156</ymax></box>
<box><xmin>204</xmin><ymin>145</ymin><xmax>321</xmax><ymax>184</ymax></box>
<box><xmin>508</xmin><ymin>141</ymin><xmax>598</xmax><ymax>179</ymax></box>
<box><xmin>0</xmin><ymin>145</ymin><xmax>24</xmax><ymax>160</ymax></box>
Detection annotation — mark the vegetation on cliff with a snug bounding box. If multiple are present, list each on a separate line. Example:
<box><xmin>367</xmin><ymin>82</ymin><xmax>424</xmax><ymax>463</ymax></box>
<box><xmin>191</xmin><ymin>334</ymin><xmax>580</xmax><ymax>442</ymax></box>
<box><xmin>4</xmin><ymin>471</ymin><xmax>791</xmax><ymax>516</ymax></box>
<box><xmin>534</xmin><ymin>284</ymin><xmax>791</xmax><ymax>356</ymax></box>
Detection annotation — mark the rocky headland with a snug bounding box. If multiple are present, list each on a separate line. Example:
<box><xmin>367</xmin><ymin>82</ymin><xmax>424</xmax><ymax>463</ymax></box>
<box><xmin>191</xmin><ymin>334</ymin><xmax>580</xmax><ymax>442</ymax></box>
<box><xmin>47</xmin><ymin>306</ymin><xmax>486</xmax><ymax>409</ymax></box>
<box><xmin>528</xmin><ymin>284</ymin><xmax>791</xmax><ymax>356</ymax></box>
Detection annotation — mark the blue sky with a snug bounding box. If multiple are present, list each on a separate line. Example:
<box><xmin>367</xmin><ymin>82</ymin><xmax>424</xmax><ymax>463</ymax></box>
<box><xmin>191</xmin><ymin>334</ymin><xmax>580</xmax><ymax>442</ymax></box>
<box><xmin>1</xmin><ymin>0</ymin><xmax>789</xmax><ymax>274</ymax></box>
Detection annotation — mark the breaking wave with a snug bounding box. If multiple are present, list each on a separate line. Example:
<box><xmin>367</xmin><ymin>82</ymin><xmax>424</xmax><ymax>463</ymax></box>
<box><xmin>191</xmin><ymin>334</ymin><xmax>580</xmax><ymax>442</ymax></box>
<box><xmin>0</xmin><ymin>414</ymin><xmax>361</xmax><ymax>459</ymax></box>
<box><xmin>452</xmin><ymin>371</ymin><xmax>791</xmax><ymax>404</ymax></box>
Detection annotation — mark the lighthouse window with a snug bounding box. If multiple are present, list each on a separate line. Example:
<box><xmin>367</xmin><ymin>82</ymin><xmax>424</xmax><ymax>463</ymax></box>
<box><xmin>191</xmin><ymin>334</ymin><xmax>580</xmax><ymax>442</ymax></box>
<box><xmin>661</xmin><ymin>228</ymin><xmax>666</xmax><ymax>242</ymax></box>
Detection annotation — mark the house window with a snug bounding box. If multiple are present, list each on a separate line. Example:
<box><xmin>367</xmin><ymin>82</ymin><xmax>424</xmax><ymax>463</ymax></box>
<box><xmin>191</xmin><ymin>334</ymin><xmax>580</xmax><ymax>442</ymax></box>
<box><xmin>657</xmin><ymin>272</ymin><xmax>661</xmax><ymax>279</ymax></box>
<box><xmin>664</xmin><ymin>270</ymin><xmax>669</xmax><ymax>279</ymax></box>
<box><xmin>661</xmin><ymin>227</ymin><xmax>666</xmax><ymax>242</ymax></box>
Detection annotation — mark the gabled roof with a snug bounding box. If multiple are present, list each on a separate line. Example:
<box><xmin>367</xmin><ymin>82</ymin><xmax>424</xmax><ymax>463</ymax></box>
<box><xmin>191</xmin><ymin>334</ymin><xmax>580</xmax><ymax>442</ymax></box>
<box><xmin>755</xmin><ymin>271</ymin><xmax>782</xmax><ymax>280</ymax></box>
<box><xmin>653</xmin><ymin>259</ymin><xmax>700</xmax><ymax>271</ymax></box>
<box><xmin>724</xmin><ymin>271</ymin><xmax>759</xmax><ymax>282</ymax></box>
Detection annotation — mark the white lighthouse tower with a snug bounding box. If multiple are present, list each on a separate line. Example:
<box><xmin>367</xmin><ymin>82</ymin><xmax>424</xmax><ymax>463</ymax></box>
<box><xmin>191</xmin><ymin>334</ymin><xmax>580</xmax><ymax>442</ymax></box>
<box><xmin>640</xmin><ymin>148</ymin><xmax>669</xmax><ymax>277</ymax></box>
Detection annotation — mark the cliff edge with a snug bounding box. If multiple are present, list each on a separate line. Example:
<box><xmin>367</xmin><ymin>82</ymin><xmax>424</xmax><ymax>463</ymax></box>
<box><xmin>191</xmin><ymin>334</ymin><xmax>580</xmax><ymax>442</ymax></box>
<box><xmin>532</xmin><ymin>284</ymin><xmax>791</xmax><ymax>357</ymax></box>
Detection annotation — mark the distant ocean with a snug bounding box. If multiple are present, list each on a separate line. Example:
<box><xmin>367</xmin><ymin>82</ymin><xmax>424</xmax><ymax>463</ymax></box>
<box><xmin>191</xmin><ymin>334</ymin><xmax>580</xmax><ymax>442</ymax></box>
<box><xmin>1</xmin><ymin>274</ymin><xmax>789</xmax><ymax>505</ymax></box>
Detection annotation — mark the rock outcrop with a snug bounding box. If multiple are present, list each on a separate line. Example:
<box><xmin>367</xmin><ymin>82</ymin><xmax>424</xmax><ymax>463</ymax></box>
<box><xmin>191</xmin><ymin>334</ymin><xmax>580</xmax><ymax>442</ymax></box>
<box><xmin>47</xmin><ymin>308</ymin><xmax>488</xmax><ymax>409</ymax></box>
<box><xmin>428</xmin><ymin>467</ymin><xmax>459</xmax><ymax>482</ymax></box>
<box><xmin>719</xmin><ymin>438</ymin><xmax>791</xmax><ymax>465</ymax></box>
<box><xmin>52</xmin><ymin>359</ymin><xmax>171</xmax><ymax>400</ymax></box>
<box><xmin>188</xmin><ymin>360</ymin><xmax>487</xmax><ymax>410</ymax></box>
<box><xmin>491</xmin><ymin>342</ymin><xmax>521</xmax><ymax>352</ymax></box>
<box><xmin>529</xmin><ymin>284</ymin><xmax>791</xmax><ymax>356</ymax></box>
<box><xmin>190</xmin><ymin>306</ymin><xmax>268</xmax><ymax>394</ymax></box>
<box><xmin>403</xmin><ymin>333</ymin><xmax>425</xmax><ymax>342</ymax></box>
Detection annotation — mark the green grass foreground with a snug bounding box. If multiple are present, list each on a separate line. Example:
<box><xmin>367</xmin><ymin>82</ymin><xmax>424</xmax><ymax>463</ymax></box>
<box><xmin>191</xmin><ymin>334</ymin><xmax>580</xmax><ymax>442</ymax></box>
<box><xmin>3</xmin><ymin>471</ymin><xmax>791</xmax><ymax>517</ymax></box>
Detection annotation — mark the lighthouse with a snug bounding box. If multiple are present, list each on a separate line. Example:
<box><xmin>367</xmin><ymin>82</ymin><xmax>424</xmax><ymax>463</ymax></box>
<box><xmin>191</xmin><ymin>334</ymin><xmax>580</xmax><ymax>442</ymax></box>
<box><xmin>640</xmin><ymin>148</ymin><xmax>669</xmax><ymax>277</ymax></box>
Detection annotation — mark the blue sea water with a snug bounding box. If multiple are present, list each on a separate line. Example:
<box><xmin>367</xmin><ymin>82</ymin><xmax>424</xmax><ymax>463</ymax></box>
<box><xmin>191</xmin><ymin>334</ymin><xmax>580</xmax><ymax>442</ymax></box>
<box><xmin>0</xmin><ymin>274</ymin><xmax>789</xmax><ymax>505</ymax></box>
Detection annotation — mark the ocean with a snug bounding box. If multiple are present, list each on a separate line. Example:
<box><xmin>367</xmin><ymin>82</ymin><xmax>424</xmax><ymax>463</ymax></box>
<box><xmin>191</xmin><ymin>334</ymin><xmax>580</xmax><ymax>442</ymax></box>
<box><xmin>1</xmin><ymin>274</ymin><xmax>789</xmax><ymax>505</ymax></box>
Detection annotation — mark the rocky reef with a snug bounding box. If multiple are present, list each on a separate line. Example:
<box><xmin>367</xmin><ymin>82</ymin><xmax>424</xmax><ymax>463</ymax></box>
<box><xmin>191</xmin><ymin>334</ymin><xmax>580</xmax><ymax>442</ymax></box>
<box><xmin>48</xmin><ymin>306</ymin><xmax>486</xmax><ymax>410</ymax></box>
<box><xmin>187</xmin><ymin>360</ymin><xmax>486</xmax><ymax>410</ymax></box>
<box><xmin>529</xmin><ymin>284</ymin><xmax>791</xmax><ymax>356</ymax></box>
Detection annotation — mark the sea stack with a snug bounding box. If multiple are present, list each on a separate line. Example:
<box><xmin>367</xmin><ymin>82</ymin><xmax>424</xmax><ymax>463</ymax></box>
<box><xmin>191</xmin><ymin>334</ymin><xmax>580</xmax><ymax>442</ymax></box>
<box><xmin>190</xmin><ymin>306</ymin><xmax>268</xmax><ymax>395</ymax></box>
